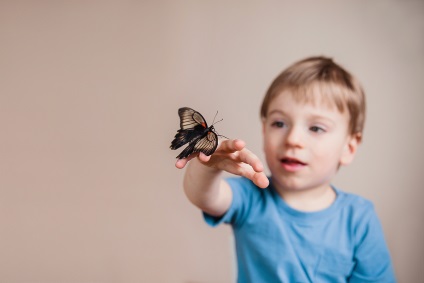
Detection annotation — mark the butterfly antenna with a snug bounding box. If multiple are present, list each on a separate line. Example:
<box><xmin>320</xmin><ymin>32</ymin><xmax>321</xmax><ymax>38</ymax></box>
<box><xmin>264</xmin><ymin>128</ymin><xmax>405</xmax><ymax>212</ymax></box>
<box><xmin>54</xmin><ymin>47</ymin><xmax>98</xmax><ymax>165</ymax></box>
<box><xmin>211</xmin><ymin>110</ymin><xmax>219</xmax><ymax>125</ymax></box>
<box><xmin>211</xmin><ymin>110</ymin><xmax>225</xmax><ymax>126</ymax></box>
<box><xmin>212</xmin><ymin>118</ymin><xmax>224</xmax><ymax>126</ymax></box>
<box><xmin>211</xmin><ymin>110</ymin><xmax>228</xmax><ymax>139</ymax></box>
<box><xmin>216</xmin><ymin>131</ymin><xmax>229</xmax><ymax>140</ymax></box>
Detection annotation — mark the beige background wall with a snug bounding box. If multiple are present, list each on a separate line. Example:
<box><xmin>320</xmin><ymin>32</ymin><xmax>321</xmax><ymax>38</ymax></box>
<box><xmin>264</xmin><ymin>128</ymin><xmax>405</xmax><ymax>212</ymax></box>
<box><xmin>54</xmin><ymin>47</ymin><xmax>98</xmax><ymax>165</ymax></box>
<box><xmin>1</xmin><ymin>1</ymin><xmax>423</xmax><ymax>282</ymax></box>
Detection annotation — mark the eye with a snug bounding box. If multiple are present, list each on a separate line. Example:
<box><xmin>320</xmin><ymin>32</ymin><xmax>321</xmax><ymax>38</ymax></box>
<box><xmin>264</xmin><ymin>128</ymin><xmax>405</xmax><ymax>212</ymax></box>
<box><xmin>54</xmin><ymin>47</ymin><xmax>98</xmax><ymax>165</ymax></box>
<box><xmin>310</xmin><ymin>126</ymin><xmax>325</xmax><ymax>133</ymax></box>
<box><xmin>271</xmin><ymin>121</ymin><xmax>285</xmax><ymax>128</ymax></box>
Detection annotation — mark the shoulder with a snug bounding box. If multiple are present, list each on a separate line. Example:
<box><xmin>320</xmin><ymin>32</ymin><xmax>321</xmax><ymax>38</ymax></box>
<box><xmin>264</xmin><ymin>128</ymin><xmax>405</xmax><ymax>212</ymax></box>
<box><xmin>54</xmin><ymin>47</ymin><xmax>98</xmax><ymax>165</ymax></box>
<box><xmin>335</xmin><ymin>188</ymin><xmax>382</xmax><ymax>240</ymax></box>
<box><xmin>337</xmin><ymin>189</ymin><xmax>375</xmax><ymax>215</ymax></box>
<box><xmin>224</xmin><ymin>176</ymin><xmax>274</xmax><ymax>226</ymax></box>
<box><xmin>226</xmin><ymin>176</ymin><xmax>271</xmax><ymax>202</ymax></box>
<box><xmin>226</xmin><ymin>176</ymin><xmax>260</xmax><ymax>188</ymax></box>
<box><xmin>336</xmin><ymin>190</ymin><xmax>396</xmax><ymax>280</ymax></box>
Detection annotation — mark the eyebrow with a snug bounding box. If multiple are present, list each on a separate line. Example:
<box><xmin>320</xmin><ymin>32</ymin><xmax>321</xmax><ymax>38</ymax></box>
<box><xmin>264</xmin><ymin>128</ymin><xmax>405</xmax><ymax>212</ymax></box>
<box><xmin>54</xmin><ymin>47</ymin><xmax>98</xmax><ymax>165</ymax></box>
<box><xmin>267</xmin><ymin>109</ymin><xmax>285</xmax><ymax>116</ymax></box>
<box><xmin>267</xmin><ymin>109</ymin><xmax>337</xmax><ymax>126</ymax></box>
<box><xmin>307</xmin><ymin>114</ymin><xmax>336</xmax><ymax>126</ymax></box>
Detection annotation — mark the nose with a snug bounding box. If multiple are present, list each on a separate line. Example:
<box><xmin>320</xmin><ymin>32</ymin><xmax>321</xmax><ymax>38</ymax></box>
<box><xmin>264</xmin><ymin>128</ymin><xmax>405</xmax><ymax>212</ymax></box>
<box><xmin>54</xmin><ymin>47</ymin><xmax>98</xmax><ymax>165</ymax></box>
<box><xmin>284</xmin><ymin>126</ymin><xmax>304</xmax><ymax>148</ymax></box>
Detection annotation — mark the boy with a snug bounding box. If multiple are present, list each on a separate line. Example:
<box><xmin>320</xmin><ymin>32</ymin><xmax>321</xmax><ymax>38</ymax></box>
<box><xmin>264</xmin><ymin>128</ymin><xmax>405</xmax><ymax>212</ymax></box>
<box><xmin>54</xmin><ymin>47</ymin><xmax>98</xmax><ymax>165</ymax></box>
<box><xmin>175</xmin><ymin>57</ymin><xmax>395</xmax><ymax>282</ymax></box>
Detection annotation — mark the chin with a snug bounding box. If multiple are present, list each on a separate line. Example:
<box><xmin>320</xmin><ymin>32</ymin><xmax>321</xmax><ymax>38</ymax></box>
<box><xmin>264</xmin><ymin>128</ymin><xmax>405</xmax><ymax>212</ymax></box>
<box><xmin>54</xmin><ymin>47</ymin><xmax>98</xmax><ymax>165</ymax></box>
<box><xmin>271</xmin><ymin>176</ymin><xmax>304</xmax><ymax>191</ymax></box>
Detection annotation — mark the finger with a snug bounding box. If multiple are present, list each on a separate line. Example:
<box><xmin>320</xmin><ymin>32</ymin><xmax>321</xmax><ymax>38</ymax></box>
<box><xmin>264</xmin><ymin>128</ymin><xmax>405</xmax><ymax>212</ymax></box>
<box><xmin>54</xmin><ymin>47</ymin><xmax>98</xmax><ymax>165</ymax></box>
<box><xmin>218</xmin><ymin>160</ymin><xmax>253</xmax><ymax>179</ymax></box>
<box><xmin>175</xmin><ymin>158</ymin><xmax>187</xmax><ymax>169</ymax></box>
<box><xmin>175</xmin><ymin>151</ymin><xmax>211</xmax><ymax>169</ymax></box>
<box><xmin>237</xmin><ymin>148</ymin><xmax>265</xmax><ymax>172</ymax></box>
<box><xmin>238</xmin><ymin>166</ymin><xmax>269</xmax><ymax>189</ymax></box>
<box><xmin>217</xmin><ymin>139</ymin><xmax>246</xmax><ymax>153</ymax></box>
<box><xmin>252</xmin><ymin>172</ymin><xmax>270</xmax><ymax>189</ymax></box>
<box><xmin>198</xmin><ymin>152</ymin><xmax>211</xmax><ymax>163</ymax></box>
<box><xmin>174</xmin><ymin>152</ymin><xmax>199</xmax><ymax>168</ymax></box>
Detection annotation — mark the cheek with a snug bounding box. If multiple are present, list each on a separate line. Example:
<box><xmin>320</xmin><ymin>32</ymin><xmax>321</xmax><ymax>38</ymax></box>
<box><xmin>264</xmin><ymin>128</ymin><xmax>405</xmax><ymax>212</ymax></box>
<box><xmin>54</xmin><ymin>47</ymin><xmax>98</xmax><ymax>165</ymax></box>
<box><xmin>263</xmin><ymin>138</ymin><xmax>273</xmax><ymax>157</ymax></box>
<box><xmin>263</xmin><ymin>134</ymin><xmax>279</xmax><ymax>161</ymax></box>
<box><xmin>263</xmin><ymin>132</ymin><xmax>280</xmax><ymax>151</ymax></box>
<box><xmin>313</xmin><ymin>141</ymin><xmax>345</xmax><ymax>164</ymax></box>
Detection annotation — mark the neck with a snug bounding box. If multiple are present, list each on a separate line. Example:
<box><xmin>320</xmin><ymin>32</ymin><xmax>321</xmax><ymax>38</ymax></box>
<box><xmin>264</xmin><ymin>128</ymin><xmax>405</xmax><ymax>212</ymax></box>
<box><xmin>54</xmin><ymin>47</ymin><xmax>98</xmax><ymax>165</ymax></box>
<box><xmin>275</xmin><ymin>183</ymin><xmax>336</xmax><ymax>212</ymax></box>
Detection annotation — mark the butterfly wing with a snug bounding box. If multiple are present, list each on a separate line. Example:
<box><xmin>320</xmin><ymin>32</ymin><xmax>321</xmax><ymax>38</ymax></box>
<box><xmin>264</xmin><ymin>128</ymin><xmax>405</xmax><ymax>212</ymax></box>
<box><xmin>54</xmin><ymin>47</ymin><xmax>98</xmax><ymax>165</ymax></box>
<box><xmin>170</xmin><ymin>107</ymin><xmax>208</xmax><ymax>150</ymax></box>
<box><xmin>178</xmin><ymin>107</ymin><xmax>208</xmax><ymax>130</ymax></box>
<box><xmin>175</xmin><ymin>130</ymin><xmax>218</xmax><ymax>159</ymax></box>
<box><xmin>196</xmin><ymin>130</ymin><xmax>218</xmax><ymax>156</ymax></box>
<box><xmin>170</xmin><ymin>128</ymin><xmax>202</xmax><ymax>150</ymax></box>
<box><xmin>171</xmin><ymin>107</ymin><xmax>219</xmax><ymax>159</ymax></box>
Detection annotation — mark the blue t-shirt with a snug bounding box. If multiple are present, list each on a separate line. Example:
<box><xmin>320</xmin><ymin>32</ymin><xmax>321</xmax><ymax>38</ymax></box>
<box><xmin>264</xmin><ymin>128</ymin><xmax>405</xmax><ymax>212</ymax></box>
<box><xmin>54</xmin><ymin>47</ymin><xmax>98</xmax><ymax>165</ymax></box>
<box><xmin>204</xmin><ymin>177</ymin><xmax>396</xmax><ymax>283</ymax></box>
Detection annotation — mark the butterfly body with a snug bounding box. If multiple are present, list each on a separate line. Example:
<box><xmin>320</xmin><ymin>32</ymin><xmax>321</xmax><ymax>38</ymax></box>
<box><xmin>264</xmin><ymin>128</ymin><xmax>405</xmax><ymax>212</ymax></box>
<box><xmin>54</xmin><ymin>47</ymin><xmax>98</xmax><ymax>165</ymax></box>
<box><xmin>170</xmin><ymin>107</ymin><xmax>220</xmax><ymax>159</ymax></box>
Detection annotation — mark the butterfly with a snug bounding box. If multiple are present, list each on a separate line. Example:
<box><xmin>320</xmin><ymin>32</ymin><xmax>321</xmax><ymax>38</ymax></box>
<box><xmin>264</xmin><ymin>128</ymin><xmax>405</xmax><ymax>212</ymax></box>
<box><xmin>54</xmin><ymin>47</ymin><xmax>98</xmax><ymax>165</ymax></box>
<box><xmin>170</xmin><ymin>107</ymin><xmax>225</xmax><ymax>159</ymax></box>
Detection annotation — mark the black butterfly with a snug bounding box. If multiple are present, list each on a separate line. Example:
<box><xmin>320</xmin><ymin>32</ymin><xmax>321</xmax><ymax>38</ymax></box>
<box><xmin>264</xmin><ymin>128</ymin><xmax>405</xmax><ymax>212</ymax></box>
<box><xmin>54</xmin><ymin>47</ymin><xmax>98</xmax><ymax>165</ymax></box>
<box><xmin>170</xmin><ymin>107</ymin><xmax>224</xmax><ymax>159</ymax></box>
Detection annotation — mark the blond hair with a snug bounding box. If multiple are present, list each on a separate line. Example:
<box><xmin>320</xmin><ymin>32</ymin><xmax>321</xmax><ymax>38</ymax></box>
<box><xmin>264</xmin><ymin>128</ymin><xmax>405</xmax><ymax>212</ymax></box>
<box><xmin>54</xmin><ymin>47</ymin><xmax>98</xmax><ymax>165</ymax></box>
<box><xmin>260</xmin><ymin>56</ymin><xmax>366</xmax><ymax>135</ymax></box>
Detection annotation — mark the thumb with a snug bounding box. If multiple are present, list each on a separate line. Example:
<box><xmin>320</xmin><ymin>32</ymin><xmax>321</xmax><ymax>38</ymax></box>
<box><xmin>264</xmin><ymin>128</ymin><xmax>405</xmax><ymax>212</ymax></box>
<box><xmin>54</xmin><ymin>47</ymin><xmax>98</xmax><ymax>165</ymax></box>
<box><xmin>198</xmin><ymin>152</ymin><xmax>211</xmax><ymax>163</ymax></box>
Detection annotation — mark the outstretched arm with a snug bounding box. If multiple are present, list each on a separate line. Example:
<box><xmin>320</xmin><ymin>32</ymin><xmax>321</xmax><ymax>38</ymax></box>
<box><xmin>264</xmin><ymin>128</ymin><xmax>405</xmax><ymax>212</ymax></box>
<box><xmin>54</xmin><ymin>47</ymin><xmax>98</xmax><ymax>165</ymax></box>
<box><xmin>176</xmin><ymin>139</ymin><xmax>269</xmax><ymax>217</ymax></box>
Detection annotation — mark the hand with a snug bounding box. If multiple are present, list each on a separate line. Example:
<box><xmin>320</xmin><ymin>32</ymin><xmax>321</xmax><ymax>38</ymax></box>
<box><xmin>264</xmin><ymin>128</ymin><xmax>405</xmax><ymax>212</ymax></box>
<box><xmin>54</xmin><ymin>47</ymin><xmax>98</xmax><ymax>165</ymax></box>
<box><xmin>175</xmin><ymin>139</ymin><xmax>269</xmax><ymax>189</ymax></box>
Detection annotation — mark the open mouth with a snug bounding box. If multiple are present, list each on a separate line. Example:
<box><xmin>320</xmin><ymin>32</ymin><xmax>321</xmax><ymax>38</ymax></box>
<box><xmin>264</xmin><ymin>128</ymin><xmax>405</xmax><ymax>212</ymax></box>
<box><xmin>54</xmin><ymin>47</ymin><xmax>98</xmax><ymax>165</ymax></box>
<box><xmin>281</xmin><ymin>157</ymin><xmax>306</xmax><ymax>166</ymax></box>
<box><xmin>280</xmin><ymin>157</ymin><xmax>306</xmax><ymax>172</ymax></box>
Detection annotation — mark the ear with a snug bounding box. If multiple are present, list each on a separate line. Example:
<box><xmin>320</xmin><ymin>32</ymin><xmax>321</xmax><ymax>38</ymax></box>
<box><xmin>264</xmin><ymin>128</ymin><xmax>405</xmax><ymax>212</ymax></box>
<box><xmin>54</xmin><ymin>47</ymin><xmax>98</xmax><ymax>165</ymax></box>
<box><xmin>339</xmin><ymin>133</ymin><xmax>362</xmax><ymax>166</ymax></box>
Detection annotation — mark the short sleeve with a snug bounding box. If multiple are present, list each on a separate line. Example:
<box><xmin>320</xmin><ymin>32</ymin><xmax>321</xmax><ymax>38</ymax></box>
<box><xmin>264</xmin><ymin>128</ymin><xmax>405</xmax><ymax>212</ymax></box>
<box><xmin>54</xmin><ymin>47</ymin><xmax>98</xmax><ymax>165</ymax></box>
<box><xmin>203</xmin><ymin>177</ymin><xmax>256</xmax><ymax>227</ymax></box>
<box><xmin>349</xmin><ymin>205</ymin><xmax>396</xmax><ymax>282</ymax></box>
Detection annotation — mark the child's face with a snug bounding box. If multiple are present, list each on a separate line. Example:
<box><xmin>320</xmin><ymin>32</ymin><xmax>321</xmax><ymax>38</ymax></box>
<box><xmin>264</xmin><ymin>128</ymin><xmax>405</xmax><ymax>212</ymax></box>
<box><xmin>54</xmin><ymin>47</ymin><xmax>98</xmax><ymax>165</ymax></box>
<box><xmin>262</xmin><ymin>91</ymin><xmax>360</xmax><ymax>193</ymax></box>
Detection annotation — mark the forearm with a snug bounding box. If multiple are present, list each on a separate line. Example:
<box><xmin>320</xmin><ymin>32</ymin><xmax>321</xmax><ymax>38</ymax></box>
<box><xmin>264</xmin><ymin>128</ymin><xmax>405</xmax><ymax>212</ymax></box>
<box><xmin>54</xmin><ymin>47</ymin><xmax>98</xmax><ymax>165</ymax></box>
<box><xmin>183</xmin><ymin>158</ymin><xmax>232</xmax><ymax>217</ymax></box>
<box><xmin>178</xmin><ymin>139</ymin><xmax>267</xmax><ymax>216</ymax></box>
